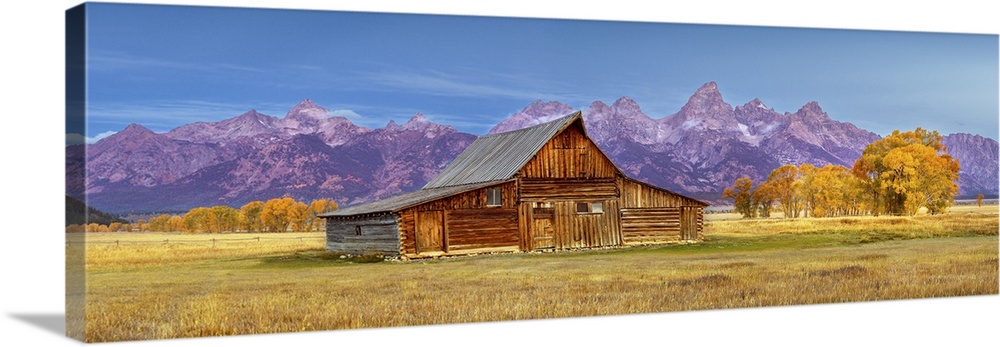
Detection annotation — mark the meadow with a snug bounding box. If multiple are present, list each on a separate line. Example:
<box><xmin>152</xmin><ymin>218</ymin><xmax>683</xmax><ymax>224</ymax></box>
<box><xmin>74</xmin><ymin>206</ymin><xmax>998</xmax><ymax>342</ymax></box>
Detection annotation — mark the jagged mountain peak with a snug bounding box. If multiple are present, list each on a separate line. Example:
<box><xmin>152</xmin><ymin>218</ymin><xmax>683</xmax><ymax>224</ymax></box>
<box><xmin>235</xmin><ymin>109</ymin><xmax>265</xmax><ymax>118</ymax></box>
<box><xmin>120</xmin><ymin>123</ymin><xmax>155</xmax><ymax>135</ymax></box>
<box><xmin>385</xmin><ymin>119</ymin><xmax>401</xmax><ymax>131</ymax></box>
<box><xmin>687</xmin><ymin>81</ymin><xmax>726</xmax><ymax>106</ymax></box>
<box><xmin>406</xmin><ymin>112</ymin><xmax>428</xmax><ymax>124</ymax></box>
<box><xmin>695</xmin><ymin>80</ymin><xmax>720</xmax><ymax>94</ymax></box>
<box><xmin>487</xmin><ymin>100</ymin><xmax>576</xmax><ymax>134</ymax></box>
<box><xmin>794</xmin><ymin>101</ymin><xmax>827</xmax><ymax>117</ymax></box>
<box><xmin>665</xmin><ymin>81</ymin><xmax>736</xmax><ymax>132</ymax></box>
<box><xmin>286</xmin><ymin>99</ymin><xmax>330</xmax><ymax>120</ymax></box>
<box><xmin>746</xmin><ymin>98</ymin><xmax>769</xmax><ymax>110</ymax></box>
<box><xmin>611</xmin><ymin>96</ymin><xmax>640</xmax><ymax>109</ymax></box>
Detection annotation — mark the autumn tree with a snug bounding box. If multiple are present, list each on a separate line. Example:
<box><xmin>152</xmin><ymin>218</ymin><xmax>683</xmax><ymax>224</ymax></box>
<box><xmin>239</xmin><ymin>201</ymin><xmax>265</xmax><ymax>233</ymax></box>
<box><xmin>167</xmin><ymin>215</ymin><xmax>185</xmax><ymax>232</ymax></box>
<box><xmin>148</xmin><ymin>214</ymin><xmax>171</xmax><ymax>232</ymax></box>
<box><xmin>752</xmin><ymin>181</ymin><xmax>777</xmax><ymax>218</ymax></box>
<box><xmin>183</xmin><ymin>207</ymin><xmax>212</xmax><ymax>233</ymax></box>
<box><xmin>805</xmin><ymin>165</ymin><xmax>854</xmax><ymax>217</ymax></box>
<box><xmin>285</xmin><ymin>200</ymin><xmax>310</xmax><ymax>232</ymax></box>
<box><xmin>852</xmin><ymin>128</ymin><xmax>960</xmax><ymax>216</ymax></box>
<box><xmin>262</xmin><ymin>197</ymin><xmax>298</xmax><ymax>232</ymax></box>
<box><xmin>766</xmin><ymin>164</ymin><xmax>802</xmax><ymax>218</ymax></box>
<box><xmin>723</xmin><ymin>177</ymin><xmax>757</xmax><ymax>218</ymax></box>
<box><xmin>204</xmin><ymin>206</ymin><xmax>240</xmax><ymax>233</ymax></box>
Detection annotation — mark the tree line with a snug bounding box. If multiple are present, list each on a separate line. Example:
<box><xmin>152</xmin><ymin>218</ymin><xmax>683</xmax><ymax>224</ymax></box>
<box><xmin>723</xmin><ymin>128</ymin><xmax>960</xmax><ymax>218</ymax></box>
<box><xmin>66</xmin><ymin>197</ymin><xmax>338</xmax><ymax>233</ymax></box>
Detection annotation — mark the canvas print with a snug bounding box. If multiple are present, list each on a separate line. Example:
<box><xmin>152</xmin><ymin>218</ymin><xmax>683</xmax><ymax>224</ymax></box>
<box><xmin>65</xmin><ymin>2</ymin><xmax>999</xmax><ymax>343</ymax></box>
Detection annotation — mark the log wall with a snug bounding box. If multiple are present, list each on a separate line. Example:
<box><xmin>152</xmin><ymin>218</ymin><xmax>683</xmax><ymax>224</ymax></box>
<box><xmin>620</xmin><ymin>207</ymin><xmax>681</xmax><ymax>244</ymax></box>
<box><xmin>325</xmin><ymin>214</ymin><xmax>400</xmax><ymax>255</ymax></box>
<box><xmin>619</xmin><ymin>177</ymin><xmax>705</xmax><ymax>243</ymax></box>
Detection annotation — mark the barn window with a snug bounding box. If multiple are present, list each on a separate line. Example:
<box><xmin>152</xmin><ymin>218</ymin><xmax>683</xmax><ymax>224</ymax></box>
<box><xmin>486</xmin><ymin>189</ymin><xmax>502</xmax><ymax>207</ymax></box>
<box><xmin>576</xmin><ymin>202</ymin><xmax>604</xmax><ymax>214</ymax></box>
<box><xmin>354</xmin><ymin>225</ymin><xmax>362</xmax><ymax>236</ymax></box>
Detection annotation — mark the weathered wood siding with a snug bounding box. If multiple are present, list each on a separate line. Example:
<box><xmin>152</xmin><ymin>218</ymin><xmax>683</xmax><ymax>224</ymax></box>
<box><xmin>520</xmin><ymin>199</ymin><xmax>622</xmax><ymax>251</ymax></box>
<box><xmin>400</xmin><ymin>182</ymin><xmax>520</xmax><ymax>258</ymax></box>
<box><xmin>519</xmin><ymin>123</ymin><xmax>618</xmax><ymax>179</ymax></box>
<box><xmin>553</xmin><ymin>199</ymin><xmax>621</xmax><ymax>249</ymax></box>
<box><xmin>325</xmin><ymin>214</ymin><xmax>400</xmax><ymax>255</ymax></box>
<box><xmin>519</xmin><ymin>178</ymin><xmax>618</xmax><ymax>200</ymax></box>
<box><xmin>619</xmin><ymin>177</ymin><xmax>705</xmax><ymax>244</ymax></box>
<box><xmin>446</xmin><ymin>208</ymin><xmax>519</xmax><ymax>253</ymax></box>
<box><xmin>619</xmin><ymin>177</ymin><xmax>703</xmax><ymax>208</ymax></box>
<box><xmin>621</xmin><ymin>207</ymin><xmax>682</xmax><ymax>244</ymax></box>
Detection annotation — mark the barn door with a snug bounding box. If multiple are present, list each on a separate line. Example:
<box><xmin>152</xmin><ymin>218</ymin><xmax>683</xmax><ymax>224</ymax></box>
<box><xmin>531</xmin><ymin>208</ymin><xmax>555</xmax><ymax>250</ymax></box>
<box><xmin>415</xmin><ymin>210</ymin><xmax>444</xmax><ymax>254</ymax></box>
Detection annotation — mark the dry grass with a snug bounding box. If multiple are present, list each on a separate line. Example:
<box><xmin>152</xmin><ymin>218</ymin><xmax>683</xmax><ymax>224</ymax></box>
<box><xmin>76</xmin><ymin>212</ymin><xmax>999</xmax><ymax>342</ymax></box>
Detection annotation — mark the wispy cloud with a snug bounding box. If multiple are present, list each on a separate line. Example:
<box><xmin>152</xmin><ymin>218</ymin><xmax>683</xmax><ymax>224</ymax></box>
<box><xmin>89</xmin><ymin>51</ymin><xmax>268</xmax><ymax>75</ymax></box>
<box><xmin>360</xmin><ymin>67</ymin><xmax>582</xmax><ymax>102</ymax></box>
<box><xmin>86</xmin><ymin>131</ymin><xmax>117</xmax><ymax>144</ymax></box>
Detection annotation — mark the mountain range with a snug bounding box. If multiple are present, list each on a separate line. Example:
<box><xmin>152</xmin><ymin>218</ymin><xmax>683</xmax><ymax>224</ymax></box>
<box><xmin>66</xmin><ymin>82</ymin><xmax>998</xmax><ymax>213</ymax></box>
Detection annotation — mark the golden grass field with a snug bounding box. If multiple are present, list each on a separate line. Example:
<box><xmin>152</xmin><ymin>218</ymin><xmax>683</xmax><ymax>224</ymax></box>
<box><xmin>71</xmin><ymin>205</ymin><xmax>999</xmax><ymax>342</ymax></box>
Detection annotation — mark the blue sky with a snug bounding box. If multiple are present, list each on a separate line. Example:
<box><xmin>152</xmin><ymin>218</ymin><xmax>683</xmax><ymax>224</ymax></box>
<box><xmin>80</xmin><ymin>2</ymin><xmax>999</xmax><ymax>142</ymax></box>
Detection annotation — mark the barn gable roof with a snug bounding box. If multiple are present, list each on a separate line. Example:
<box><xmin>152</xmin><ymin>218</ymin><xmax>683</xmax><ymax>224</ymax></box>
<box><xmin>423</xmin><ymin>112</ymin><xmax>586</xmax><ymax>189</ymax></box>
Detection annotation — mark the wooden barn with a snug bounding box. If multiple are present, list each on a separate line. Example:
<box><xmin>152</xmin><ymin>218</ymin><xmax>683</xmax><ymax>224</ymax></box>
<box><xmin>319</xmin><ymin>112</ymin><xmax>708</xmax><ymax>259</ymax></box>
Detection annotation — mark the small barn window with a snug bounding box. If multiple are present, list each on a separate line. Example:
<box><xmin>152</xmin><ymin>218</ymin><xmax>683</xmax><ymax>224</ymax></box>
<box><xmin>354</xmin><ymin>225</ymin><xmax>362</xmax><ymax>236</ymax></box>
<box><xmin>486</xmin><ymin>189</ymin><xmax>502</xmax><ymax>207</ymax></box>
<box><xmin>576</xmin><ymin>202</ymin><xmax>604</xmax><ymax>214</ymax></box>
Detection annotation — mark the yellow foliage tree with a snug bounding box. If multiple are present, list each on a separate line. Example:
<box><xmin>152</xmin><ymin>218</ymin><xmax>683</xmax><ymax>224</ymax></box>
<box><xmin>766</xmin><ymin>164</ymin><xmax>802</xmax><ymax>218</ymax></box>
<box><xmin>723</xmin><ymin>177</ymin><xmax>756</xmax><ymax>218</ymax></box>
<box><xmin>167</xmin><ymin>215</ymin><xmax>185</xmax><ymax>232</ymax></box>
<box><xmin>206</xmin><ymin>205</ymin><xmax>240</xmax><ymax>233</ymax></box>
<box><xmin>148</xmin><ymin>214</ymin><xmax>171</xmax><ymax>232</ymax></box>
<box><xmin>852</xmin><ymin>128</ymin><xmax>959</xmax><ymax>216</ymax></box>
<box><xmin>239</xmin><ymin>201</ymin><xmax>265</xmax><ymax>233</ymax></box>
<box><xmin>261</xmin><ymin>197</ymin><xmax>296</xmax><ymax>232</ymax></box>
<box><xmin>183</xmin><ymin>207</ymin><xmax>212</xmax><ymax>233</ymax></box>
<box><xmin>287</xmin><ymin>201</ymin><xmax>310</xmax><ymax>232</ymax></box>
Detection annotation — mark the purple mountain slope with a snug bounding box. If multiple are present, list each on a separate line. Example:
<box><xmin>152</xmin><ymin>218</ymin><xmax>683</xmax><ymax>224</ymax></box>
<box><xmin>76</xmin><ymin>100</ymin><xmax>474</xmax><ymax>212</ymax></box>
<box><xmin>71</xmin><ymin>85</ymin><xmax>998</xmax><ymax>213</ymax></box>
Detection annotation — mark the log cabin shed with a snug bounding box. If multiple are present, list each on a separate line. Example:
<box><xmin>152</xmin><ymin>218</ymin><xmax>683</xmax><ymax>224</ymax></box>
<box><xmin>319</xmin><ymin>112</ymin><xmax>708</xmax><ymax>259</ymax></box>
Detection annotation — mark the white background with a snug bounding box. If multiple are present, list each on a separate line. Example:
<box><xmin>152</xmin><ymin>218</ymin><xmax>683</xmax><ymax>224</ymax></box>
<box><xmin>1</xmin><ymin>1</ymin><xmax>997</xmax><ymax>346</ymax></box>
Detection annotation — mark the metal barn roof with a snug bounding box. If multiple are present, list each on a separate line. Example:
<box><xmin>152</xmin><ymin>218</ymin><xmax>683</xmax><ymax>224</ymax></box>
<box><xmin>423</xmin><ymin>112</ymin><xmax>581</xmax><ymax>189</ymax></box>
